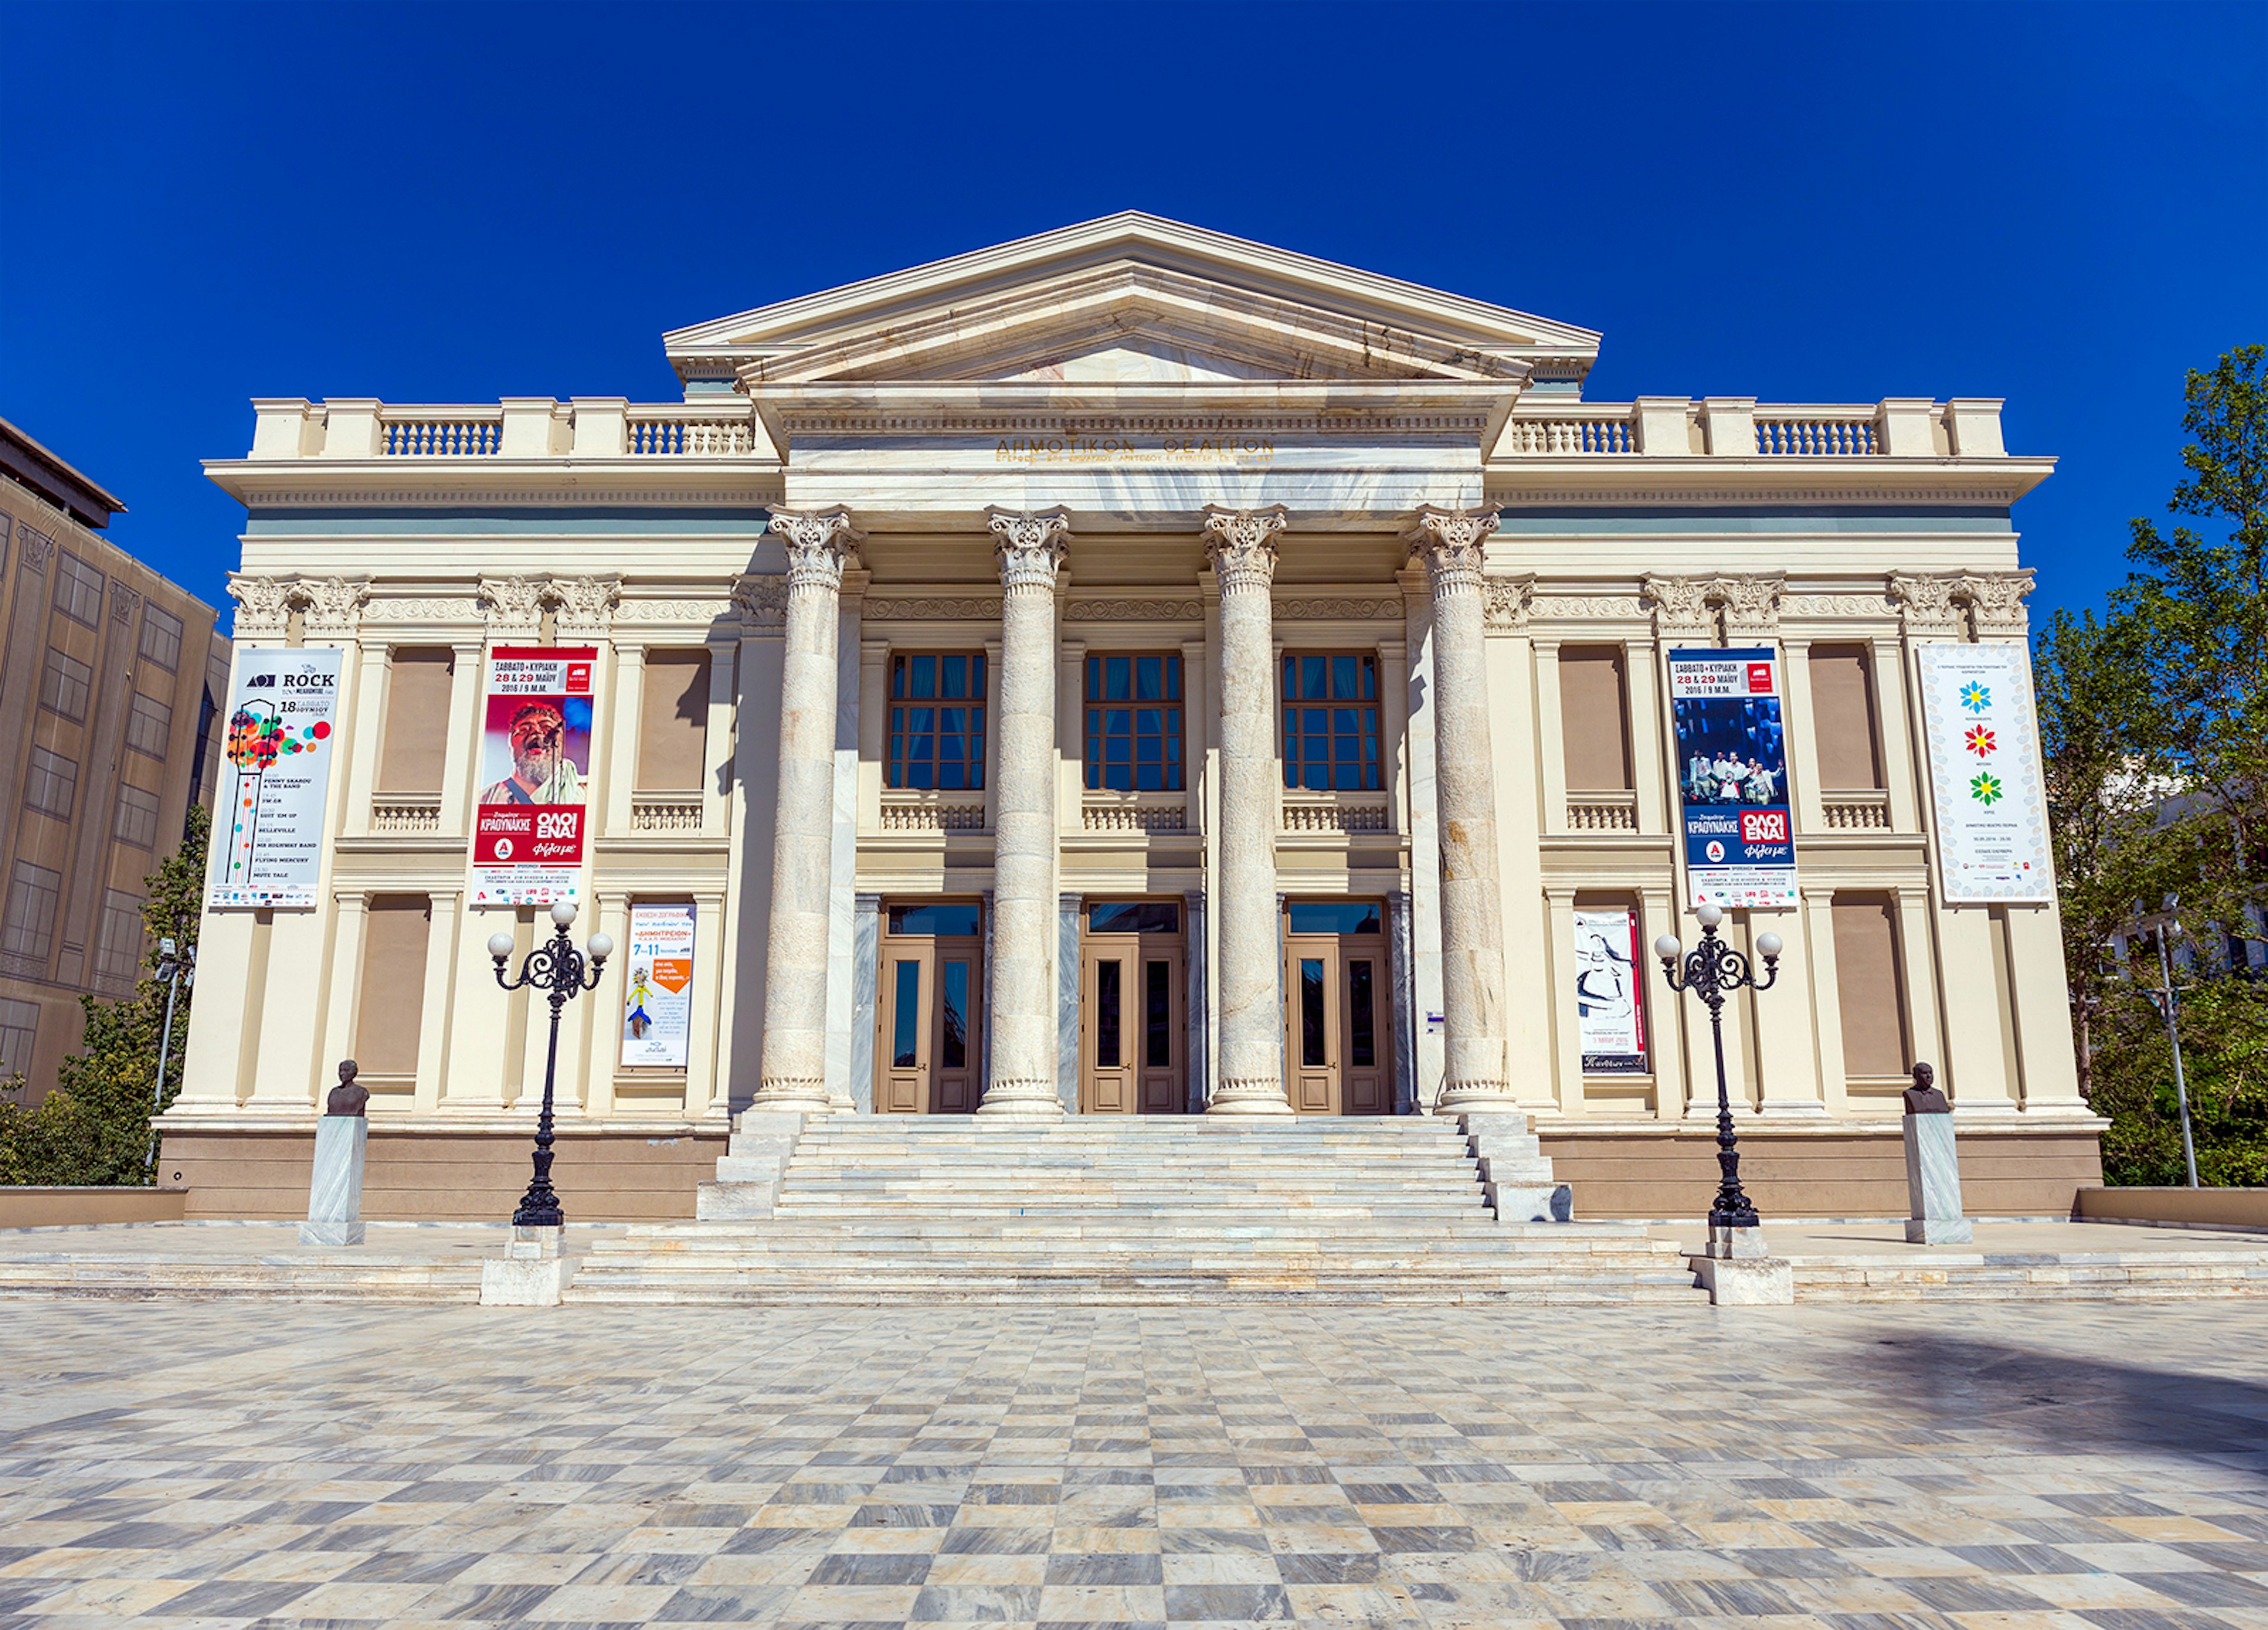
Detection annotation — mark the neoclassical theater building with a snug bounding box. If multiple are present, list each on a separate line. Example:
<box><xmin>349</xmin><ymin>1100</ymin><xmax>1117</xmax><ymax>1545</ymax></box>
<box><xmin>161</xmin><ymin>215</ymin><xmax>2101</xmax><ymax>1220</ymax></box>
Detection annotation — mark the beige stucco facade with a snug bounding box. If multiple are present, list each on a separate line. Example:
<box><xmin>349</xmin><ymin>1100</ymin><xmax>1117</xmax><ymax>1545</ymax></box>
<box><xmin>159</xmin><ymin>216</ymin><xmax>2102</xmax><ymax>1218</ymax></box>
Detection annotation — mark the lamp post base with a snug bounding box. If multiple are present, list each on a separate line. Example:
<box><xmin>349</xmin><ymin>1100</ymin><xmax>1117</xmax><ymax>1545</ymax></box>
<box><xmin>1707</xmin><ymin>1222</ymin><xmax>1768</xmax><ymax>1260</ymax></box>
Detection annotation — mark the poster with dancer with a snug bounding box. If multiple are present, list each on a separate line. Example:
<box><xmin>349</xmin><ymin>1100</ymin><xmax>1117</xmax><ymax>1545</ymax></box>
<box><xmin>1573</xmin><ymin>906</ymin><xmax>1647</xmax><ymax>1073</ymax></box>
<box><xmin>471</xmin><ymin>647</ymin><xmax>597</xmax><ymax>907</ymax></box>
<box><xmin>208</xmin><ymin>647</ymin><xmax>344</xmax><ymax>908</ymax></box>
<box><xmin>619</xmin><ymin>903</ymin><xmax>695</xmax><ymax>1068</ymax></box>
<box><xmin>1918</xmin><ymin>644</ymin><xmax>2054</xmax><ymax>902</ymax></box>
<box><xmin>1669</xmin><ymin>647</ymin><xmax>1798</xmax><ymax>908</ymax></box>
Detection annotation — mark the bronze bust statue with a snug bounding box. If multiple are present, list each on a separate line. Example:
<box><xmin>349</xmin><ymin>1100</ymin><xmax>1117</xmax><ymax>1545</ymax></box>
<box><xmin>325</xmin><ymin>1060</ymin><xmax>369</xmax><ymax>1118</ymax></box>
<box><xmin>1902</xmin><ymin>1061</ymin><xmax>1951</xmax><ymax>1115</ymax></box>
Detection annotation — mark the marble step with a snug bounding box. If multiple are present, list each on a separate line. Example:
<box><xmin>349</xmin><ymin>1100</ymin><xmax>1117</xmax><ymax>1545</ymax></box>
<box><xmin>1791</xmin><ymin>1252</ymin><xmax>2268</xmax><ymax>1301</ymax></box>
<box><xmin>0</xmin><ymin>1257</ymin><xmax>484</xmax><ymax>1301</ymax></box>
<box><xmin>565</xmin><ymin>1277</ymin><xmax>1701</xmax><ymax>1306</ymax></box>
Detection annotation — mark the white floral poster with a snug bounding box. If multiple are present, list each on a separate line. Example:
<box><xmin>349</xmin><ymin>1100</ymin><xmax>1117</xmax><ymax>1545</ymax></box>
<box><xmin>1918</xmin><ymin>644</ymin><xmax>2054</xmax><ymax>903</ymax></box>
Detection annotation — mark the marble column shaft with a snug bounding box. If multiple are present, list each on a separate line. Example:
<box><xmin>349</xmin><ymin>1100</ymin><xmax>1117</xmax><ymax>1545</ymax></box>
<box><xmin>753</xmin><ymin>507</ymin><xmax>861</xmax><ymax>1110</ymax></box>
<box><xmin>1406</xmin><ymin>506</ymin><xmax>1517</xmax><ymax>1109</ymax></box>
<box><xmin>1203</xmin><ymin>506</ymin><xmax>1292</xmax><ymax>1114</ymax></box>
<box><xmin>980</xmin><ymin>507</ymin><xmax>1072</xmax><ymax>1117</ymax></box>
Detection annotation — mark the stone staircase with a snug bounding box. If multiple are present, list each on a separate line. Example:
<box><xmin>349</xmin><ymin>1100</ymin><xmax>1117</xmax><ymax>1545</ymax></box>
<box><xmin>565</xmin><ymin>1114</ymin><xmax>1703</xmax><ymax>1306</ymax></box>
<box><xmin>1789</xmin><ymin>1244</ymin><xmax>2268</xmax><ymax>1302</ymax></box>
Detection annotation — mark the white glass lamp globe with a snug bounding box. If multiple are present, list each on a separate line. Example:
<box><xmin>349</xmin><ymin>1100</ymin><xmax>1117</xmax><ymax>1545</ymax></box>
<box><xmin>587</xmin><ymin>933</ymin><xmax>614</xmax><ymax>961</ymax></box>
<box><xmin>486</xmin><ymin>932</ymin><xmax>515</xmax><ymax>960</ymax></box>
<box><xmin>1696</xmin><ymin>903</ymin><xmax>1724</xmax><ymax>929</ymax></box>
<box><xmin>550</xmin><ymin>901</ymin><xmax>577</xmax><ymax>928</ymax></box>
<box><xmin>1654</xmin><ymin>934</ymin><xmax>1683</xmax><ymax>962</ymax></box>
<box><xmin>1756</xmin><ymin>931</ymin><xmax>1784</xmax><ymax>959</ymax></box>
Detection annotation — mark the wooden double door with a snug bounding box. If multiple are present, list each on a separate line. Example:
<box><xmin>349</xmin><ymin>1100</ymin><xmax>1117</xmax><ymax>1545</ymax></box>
<box><xmin>875</xmin><ymin>901</ymin><xmax>983</xmax><ymax>1113</ymax></box>
<box><xmin>1080</xmin><ymin>899</ymin><xmax>1186</xmax><ymax>1113</ymax></box>
<box><xmin>1283</xmin><ymin>899</ymin><xmax>1394</xmax><ymax>1116</ymax></box>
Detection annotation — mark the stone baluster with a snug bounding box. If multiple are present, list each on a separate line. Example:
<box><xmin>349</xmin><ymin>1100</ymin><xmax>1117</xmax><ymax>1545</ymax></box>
<box><xmin>751</xmin><ymin>507</ymin><xmax>863</xmax><ymax>1111</ymax></box>
<box><xmin>1404</xmin><ymin>505</ymin><xmax>1518</xmax><ymax>1110</ymax></box>
<box><xmin>1202</xmin><ymin>505</ymin><xmax>1292</xmax><ymax>1114</ymax></box>
<box><xmin>979</xmin><ymin>506</ymin><xmax>1073</xmax><ymax>1118</ymax></box>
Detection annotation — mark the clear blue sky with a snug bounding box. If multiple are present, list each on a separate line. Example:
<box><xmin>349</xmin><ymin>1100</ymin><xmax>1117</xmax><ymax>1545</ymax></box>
<box><xmin>2</xmin><ymin>2</ymin><xmax>2261</xmax><ymax>627</ymax></box>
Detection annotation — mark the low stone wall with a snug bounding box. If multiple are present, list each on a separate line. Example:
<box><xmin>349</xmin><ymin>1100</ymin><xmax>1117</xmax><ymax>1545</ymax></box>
<box><xmin>157</xmin><ymin>1126</ymin><xmax>728</xmax><ymax>1222</ymax></box>
<box><xmin>0</xmin><ymin>1187</ymin><xmax>188</xmax><ymax>1228</ymax></box>
<box><xmin>1541</xmin><ymin>1123</ymin><xmax>2106</xmax><ymax>1220</ymax></box>
<box><xmin>2075</xmin><ymin>1186</ymin><xmax>2268</xmax><ymax>1230</ymax></box>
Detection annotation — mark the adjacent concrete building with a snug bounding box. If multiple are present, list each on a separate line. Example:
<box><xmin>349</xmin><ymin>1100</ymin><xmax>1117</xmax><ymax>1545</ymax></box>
<box><xmin>161</xmin><ymin>216</ymin><xmax>2103</xmax><ymax>1220</ymax></box>
<box><xmin>0</xmin><ymin>417</ymin><xmax>230</xmax><ymax>1103</ymax></box>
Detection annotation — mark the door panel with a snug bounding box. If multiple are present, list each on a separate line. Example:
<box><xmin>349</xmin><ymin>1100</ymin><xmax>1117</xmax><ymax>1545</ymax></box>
<box><xmin>1081</xmin><ymin>908</ymin><xmax>1185</xmax><ymax>1113</ymax></box>
<box><xmin>1282</xmin><ymin>904</ymin><xmax>1394</xmax><ymax>1115</ymax></box>
<box><xmin>873</xmin><ymin>911</ymin><xmax>984</xmax><ymax>1113</ymax></box>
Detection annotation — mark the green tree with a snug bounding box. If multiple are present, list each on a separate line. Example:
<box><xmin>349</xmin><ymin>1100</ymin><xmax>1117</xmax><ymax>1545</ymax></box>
<box><xmin>2119</xmin><ymin>344</ymin><xmax>2268</xmax><ymax>937</ymax></box>
<box><xmin>0</xmin><ymin>803</ymin><xmax>207</xmax><ymax>1186</ymax></box>
<box><xmin>2033</xmin><ymin>606</ymin><xmax>2176</xmax><ymax>1101</ymax></box>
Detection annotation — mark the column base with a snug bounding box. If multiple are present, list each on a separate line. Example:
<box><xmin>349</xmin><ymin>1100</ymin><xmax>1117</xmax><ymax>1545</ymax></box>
<box><xmin>1436</xmin><ymin>1081</ymin><xmax>1518</xmax><ymax>1113</ymax></box>
<box><xmin>748</xmin><ymin>1079</ymin><xmax>836</xmax><ymax>1116</ymax></box>
<box><xmin>977</xmin><ymin>1080</ymin><xmax>1065</xmax><ymax>1120</ymax></box>
<box><xmin>1207</xmin><ymin>1078</ymin><xmax>1292</xmax><ymax>1116</ymax></box>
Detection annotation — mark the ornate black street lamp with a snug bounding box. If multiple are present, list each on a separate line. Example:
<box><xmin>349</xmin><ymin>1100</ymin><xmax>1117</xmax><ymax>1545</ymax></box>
<box><xmin>488</xmin><ymin>902</ymin><xmax>612</xmax><ymax>1228</ymax></box>
<box><xmin>1655</xmin><ymin>903</ymin><xmax>1782</xmax><ymax>1245</ymax></box>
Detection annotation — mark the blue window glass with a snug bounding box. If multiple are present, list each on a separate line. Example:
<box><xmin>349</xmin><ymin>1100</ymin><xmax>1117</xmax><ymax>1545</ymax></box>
<box><xmin>891</xmin><ymin>960</ymin><xmax>921</xmax><ymax>1068</ymax></box>
<box><xmin>1084</xmin><ymin>654</ymin><xmax>1183</xmax><ymax>791</ymax></box>
<box><xmin>1288</xmin><ymin>900</ymin><xmax>1383</xmax><ymax>935</ymax></box>
<box><xmin>1282</xmin><ymin>652</ymin><xmax>1380</xmax><ymax>791</ymax></box>
<box><xmin>889</xmin><ymin>653</ymin><xmax>986</xmax><ymax>790</ymax></box>
<box><xmin>889</xmin><ymin>902</ymin><xmax>982</xmax><ymax>936</ymax></box>
<box><xmin>1087</xmin><ymin>901</ymin><xmax>1179</xmax><ymax>935</ymax></box>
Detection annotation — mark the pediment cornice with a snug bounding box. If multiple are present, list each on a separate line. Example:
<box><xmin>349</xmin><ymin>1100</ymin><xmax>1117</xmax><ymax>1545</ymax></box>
<box><xmin>667</xmin><ymin>213</ymin><xmax>1598</xmax><ymax>389</ymax></box>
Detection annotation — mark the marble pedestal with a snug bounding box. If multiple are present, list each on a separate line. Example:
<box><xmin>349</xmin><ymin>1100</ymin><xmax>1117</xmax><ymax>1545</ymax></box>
<box><xmin>297</xmin><ymin>1116</ymin><xmax>366</xmax><ymax>1247</ymax></box>
<box><xmin>1707</xmin><ymin>1223</ymin><xmax>1768</xmax><ymax>1259</ymax></box>
<box><xmin>1904</xmin><ymin>1113</ymin><xmax>1973</xmax><ymax>1244</ymax></box>
<box><xmin>480</xmin><ymin>1225</ymin><xmax>572</xmax><ymax>1306</ymax></box>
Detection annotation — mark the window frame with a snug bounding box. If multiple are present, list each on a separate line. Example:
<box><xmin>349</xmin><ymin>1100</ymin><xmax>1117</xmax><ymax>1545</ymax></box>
<box><xmin>1082</xmin><ymin>651</ymin><xmax>1185</xmax><ymax>793</ymax></box>
<box><xmin>113</xmin><ymin>784</ymin><xmax>162</xmax><ymax>849</ymax></box>
<box><xmin>0</xmin><ymin>997</ymin><xmax>37</xmax><ymax>1080</ymax></box>
<box><xmin>38</xmin><ymin>648</ymin><xmax>92</xmax><ymax>723</ymax></box>
<box><xmin>125</xmin><ymin>693</ymin><xmax>172</xmax><ymax>759</ymax></box>
<box><xmin>22</xmin><ymin>748</ymin><xmax>77</xmax><ymax>821</ymax></box>
<box><xmin>53</xmin><ymin>553</ymin><xmax>104</xmax><ymax>627</ymax></box>
<box><xmin>887</xmin><ymin>651</ymin><xmax>988</xmax><ymax>792</ymax></box>
<box><xmin>139</xmin><ymin>604</ymin><xmax>184</xmax><ymax>672</ymax></box>
<box><xmin>1280</xmin><ymin>650</ymin><xmax>1381</xmax><ymax>793</ymax></box>
<box><xmin>2</xmin><ymin>862</ymin><xmax>63</xmax><ymax>962</ymax></box>
<box><xmin>93</xmin><ymin>891</ymin><xmax>146</xmax><ymax>984</ymax></box>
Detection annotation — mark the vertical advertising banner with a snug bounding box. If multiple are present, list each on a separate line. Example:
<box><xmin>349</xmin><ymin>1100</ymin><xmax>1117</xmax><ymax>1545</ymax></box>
<box><xmin>1573</xmin><ymin>907</ymin><xmax>1647</xmax><ymax>1073</ymax></box>
<box><xmin>1919</xmin><ymin>644</ymin><xmax>2054</xmax><ymax>903</ymax></box>
<box><xmin>471</xmin><ymin>647</ymin><xmax>596</xmax><ymax>907</ymax></box>
<box><xmin>208</xmin><ymin>647</ymin><xmax>344</xmax><ymax>908</ymax></box>
<box><xmin>620</xmin><ymin>903</ymin><xmax>695</xmax><ymax>1068</ymax></box>
<box><xmin>1669</xmin><ymin>647</ymin><xmax>1797</xmax><ymax>908</ymax></box>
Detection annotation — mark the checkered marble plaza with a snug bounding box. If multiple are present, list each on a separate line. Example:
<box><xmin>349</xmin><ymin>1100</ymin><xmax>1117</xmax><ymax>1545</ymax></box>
<box><xmin>1</xmin><ymin>1300</ymin><xmax>2263</xmax><ymax>1628</ymax></box>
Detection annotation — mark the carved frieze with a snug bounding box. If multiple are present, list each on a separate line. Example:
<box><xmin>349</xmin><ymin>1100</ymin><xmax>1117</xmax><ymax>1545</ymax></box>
<box><xmin>1065</xmin><ymin>599</ymin><xmax>1200</xmax><ymax>621</ymax></box>
<box><xmin>1272</xmin><ymin>598</ymin><xmax>1400</xmax><ymax>620</ymax></box>
<box><xmin>15</xmin><ymin>525</ymin><xmax>53</xmax><ymax>572</ymax></box>
<box><xmin>367</xmin><ymin>597</ymin><xmax>482</xmax><ymax>624</ymax></box>
<box><xmin>1781</xmin><ymin>591</ymin><xmax>1897</xmax><ymax>621</ymax></box>
<box><xmin>869</xmin><ymin>596</ymin><xmax>1005</xmax><ymax>620</ymax></box>
<box><xmin>1527</xmin><ymin>594</ymin><xmax>1648</xmax><ymax>623</ymax></box>
<box><xmin>109</xmin><ymin>583</ymin><xmax>145</xmax><ymax>626</ymax></box>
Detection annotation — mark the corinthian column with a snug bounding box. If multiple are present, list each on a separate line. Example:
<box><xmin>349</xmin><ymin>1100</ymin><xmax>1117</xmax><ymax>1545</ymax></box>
<box><xmin>979</xmin><ymin>506</ymin><xmax>1073</xmax><ymax>1119</ymax></box>
<box><xmin>752</xmin><ymin>507</ymin><xmax>863</xmax><ymax>1111</ymax></box>
<box><xmin>1203</xmin><ymin>505</ymin><xmax>1293</xmax><ymax>1115</ymax></box>
<box><xmin>1404</xmin><ymin>505</ymin><xmax>1517</xmax><ymax>1110</ymax></box>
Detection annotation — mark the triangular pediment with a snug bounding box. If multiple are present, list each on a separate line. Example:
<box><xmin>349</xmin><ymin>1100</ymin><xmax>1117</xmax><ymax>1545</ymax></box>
<box><xmin>664</xmin><ymin>213</ymin><xmax>1600</xmax><ymax>392</ymax></box>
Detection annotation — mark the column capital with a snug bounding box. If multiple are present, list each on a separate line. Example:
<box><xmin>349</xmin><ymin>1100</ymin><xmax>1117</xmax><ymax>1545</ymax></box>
<box><xmin>1401</xmin><ymin>504</ymin><xmax>1501</xmax><ymax>591</ymax></box>
<box><xmin>1959</xmin><ymin>569</ymin><xmax>2033</xmax><ymax>637</ymax></box>
<box><xmin>730</xmin><ymin>573</ymin><xmax>788</xmax><ymax>627</ymax></box>
<box><xmin>986</xmin><ymin>506</ymin><xmax>1073</xmax><ymax>589</ymax></box>
<box><xmin>227</xmin><ymin>573</ymin><xmax>295</xmax><ymax>638</ymax></box>
<box><xmin>1888</xmin><ymin>572</ymin><xmax>1966</xmax><ymax>636</ymax></box>
<box><xmin>1642</xmin><ymin>575</ymin><xmax>1715</xmax><ymax>640</ymax></box>
<box><xmin>1200</xmin><ymin>504</ymin><xmax>1286</xmax><ymax>590</ymax></box>
<box><xmin>1482</xmin><ymin>575</ymin><xmax>1534</xmax><ymax>628</ymax></box>
<box><xmin>768</xmin><ymin>507</ymin><xmax>865</xmax><ymax>592</ymax></box>
<box><xmin>298</xmin><ymin>576</ymin><xmax>370</xmax><ymax>638</ymax></box>
<box><xmin>550</xmin><ymin>575</ymin><xmax>620</xmax><ymax>641</ymax></box>
<box><xmin>1713</xmin><ymin>573</ymin><xmax>1783</xmax><ymax>643</ymax></box>
<box><xmin>477</xmin><ymin>575</ymin><xmax>546</xmax><ymax>638</ymax></box>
